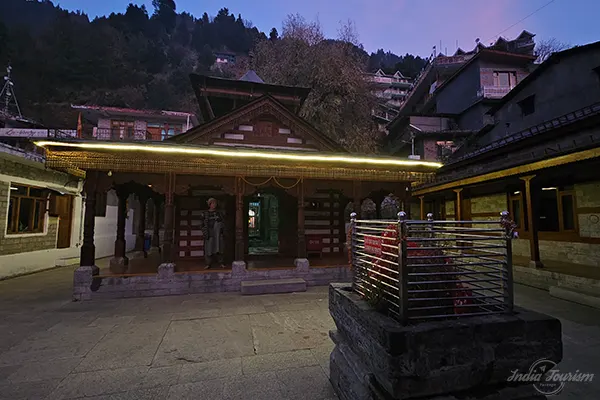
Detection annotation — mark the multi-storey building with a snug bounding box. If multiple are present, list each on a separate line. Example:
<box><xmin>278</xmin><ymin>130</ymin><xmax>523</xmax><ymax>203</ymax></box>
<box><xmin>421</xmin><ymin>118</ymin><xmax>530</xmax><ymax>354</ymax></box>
<box><xmin>71</xmin><ymin>105</ymin><xmax>198</xmax><ymax>140</ymax></box>
<box><xmin>411</xmin><ymin>41</ymin><xmax>600</xmax><ymax>297</ymax></box>
<box><xmin>385</xmin><ymin>31</ymin><xmax>537</xmax><ymax>161</ymax></box>
<box><xmin>364</xmin><ymin>69</ymin><xmax>413</xmax><ymax>132</ymax></box>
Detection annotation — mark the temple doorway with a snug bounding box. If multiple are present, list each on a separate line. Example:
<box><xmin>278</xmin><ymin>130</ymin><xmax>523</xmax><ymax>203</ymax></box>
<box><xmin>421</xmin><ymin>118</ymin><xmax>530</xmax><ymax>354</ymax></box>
<box><xmin>247</xmin><ymin>192</ymin><xmax>279</xmax><ymax>255</ymax></box>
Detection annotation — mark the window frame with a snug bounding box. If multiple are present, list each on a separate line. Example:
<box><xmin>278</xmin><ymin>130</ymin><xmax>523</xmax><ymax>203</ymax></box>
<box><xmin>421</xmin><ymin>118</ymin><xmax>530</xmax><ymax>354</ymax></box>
<box><xmin>508</xmin><ymin>192</ymin><xmax>526</xmax><ymax>231</ymax></box>
<box><xmin>518</xmin><ymin>95</ymin><xmax>536</xmax><ymax>116</ymax></box>
<box><xmin>493</xmin><ymin>71</ymin><xmax>517</xmax><ymax>88</ymax></box>
<box><xmin>558</xmin><ymin>189</ymin><xmax>577</xmax><ymax>233</ymax></box>
<box><xmin>7</xmin><ymin>184</ymin><xmax>49</xmax><ymax>235</ymax></box>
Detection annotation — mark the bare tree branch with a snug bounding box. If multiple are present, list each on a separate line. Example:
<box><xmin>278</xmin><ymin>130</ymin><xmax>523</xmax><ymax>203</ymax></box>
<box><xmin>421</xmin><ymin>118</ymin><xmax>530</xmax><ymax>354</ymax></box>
<box><xmin>534</xmin><ymin>37</ymin><xmax>572</xmax><ymax>64</ymax></box>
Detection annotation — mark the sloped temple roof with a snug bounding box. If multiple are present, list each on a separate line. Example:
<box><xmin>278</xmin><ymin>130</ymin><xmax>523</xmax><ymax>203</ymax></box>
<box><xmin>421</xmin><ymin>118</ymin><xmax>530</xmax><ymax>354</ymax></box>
<box><xmin>35</xmin><ymin>139</ymin><xmax>441</xmax><ymax>183</ymax></box>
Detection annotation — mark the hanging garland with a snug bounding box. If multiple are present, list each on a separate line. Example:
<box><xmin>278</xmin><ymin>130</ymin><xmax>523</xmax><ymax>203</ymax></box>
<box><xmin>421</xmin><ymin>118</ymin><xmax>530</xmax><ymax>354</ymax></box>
<box><xmin>241</xmin><ymin>176</ymin><xmax>273</xmax><ymax>187</ymax></box>
<box><xmin>273</xmin><ymin>177</ymin><xmax>302</xmax><ymax>190</ymax></box>
<box><xmin>240</xmin><ymin>176</ymin><xmax>302</xmax><ymax>190</ymax></box>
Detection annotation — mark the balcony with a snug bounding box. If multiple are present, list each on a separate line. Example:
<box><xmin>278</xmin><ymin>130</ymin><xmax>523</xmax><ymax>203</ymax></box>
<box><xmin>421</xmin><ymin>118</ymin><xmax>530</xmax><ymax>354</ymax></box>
<box><xmin>477</xmin><ymin>86</ymin><xmax>513</xmax><ymax>99</ymax></box>
<box><xmin>89</xmin><ymin>128</ymin><xmax>153</xmax><ymax>141</ymax></box>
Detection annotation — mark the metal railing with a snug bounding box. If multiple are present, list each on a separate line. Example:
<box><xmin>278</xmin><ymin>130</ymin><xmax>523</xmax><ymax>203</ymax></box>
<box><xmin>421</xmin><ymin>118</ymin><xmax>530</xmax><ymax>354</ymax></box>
<box><xmin>350</xmin><ymin>211</ymin><xmax>515</xmax><ymax>324</ymax></box>
<box><xmin>84</xmin><ymin>128</ymin><xmax>152</xmax><ymax>141</ymax></box>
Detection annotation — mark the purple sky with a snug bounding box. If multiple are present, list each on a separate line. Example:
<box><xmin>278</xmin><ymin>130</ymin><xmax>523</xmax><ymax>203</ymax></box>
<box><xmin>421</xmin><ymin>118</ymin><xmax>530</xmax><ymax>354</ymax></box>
<box><xmin>55</xmin><ymin>0</ymin><xmax>600</xmax><ymax>57</ymax></box>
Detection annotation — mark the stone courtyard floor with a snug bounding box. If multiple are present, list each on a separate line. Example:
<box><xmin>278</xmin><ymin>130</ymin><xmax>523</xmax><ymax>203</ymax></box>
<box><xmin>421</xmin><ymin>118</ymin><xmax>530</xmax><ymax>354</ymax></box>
<box><xmin>0</xmin><ymin>267</ymin><xmax>599</xmax><ymax>400</ymax></box>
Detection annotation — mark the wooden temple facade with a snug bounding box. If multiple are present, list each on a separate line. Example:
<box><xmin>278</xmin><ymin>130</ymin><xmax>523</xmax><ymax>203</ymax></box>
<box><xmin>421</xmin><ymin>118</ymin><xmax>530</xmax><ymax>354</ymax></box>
<box><xmin>38</xmin><ymin>72</ymin><xmax>440</xmax><ymax>298</ymax></box>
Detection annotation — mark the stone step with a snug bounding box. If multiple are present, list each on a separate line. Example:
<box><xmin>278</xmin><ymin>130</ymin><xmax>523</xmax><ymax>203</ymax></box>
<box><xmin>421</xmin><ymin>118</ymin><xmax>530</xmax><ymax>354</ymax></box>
<box><xmin>549</xmin><ymin>286</ymin><xmax>600</xmax><ymax>310</ymax></box>
<box><xmin>241</xmin><ymin>278</ymin><xmax>307</xmax><ymax>295</ymax></box>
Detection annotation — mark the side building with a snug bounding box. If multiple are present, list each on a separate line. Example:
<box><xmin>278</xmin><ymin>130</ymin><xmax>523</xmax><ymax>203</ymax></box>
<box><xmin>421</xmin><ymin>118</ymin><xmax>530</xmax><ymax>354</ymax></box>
<box><xmin>411</xmin><ymin>41</ymin><xmax>600</xmax><ymax>279</ymax></box>
<box><xmin>385</xmin><ymin>31</ymin><xmax>536</xmax><ymax>162</ymax></box>
<box><xmin>0</xmin><ymin>106</ymin><xmax>198</xmax><ymax>279</ymax></box>
<box><xmin>364</xmin><ymin>69</ymin><xmax>413</xmax><ymax>133</ymax></box>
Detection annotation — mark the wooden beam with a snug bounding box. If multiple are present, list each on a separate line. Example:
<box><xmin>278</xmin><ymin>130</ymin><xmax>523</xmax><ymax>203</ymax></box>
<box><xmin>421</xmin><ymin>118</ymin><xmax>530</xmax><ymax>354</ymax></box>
<box><xmin>203</xmin><ymin>96</ymin><xmax>215</xmax><ymax>120</ymax></box>
<box><xmin>453</xmin><ymin>188</ymin><xmax>463</xmax><ymax>221</ymax></box>
<box><xmin>413</xmin><ymin>147</ymin><xmax>600</xmax><ymax>196</ymax></box>
<box><xmin>419</xmin><ymin>196</ymin><xmax>425</xmax><ymax>220</ymax></box>
<box><xmin>520</xmin><ymin>175</ymin><xmax>543</xmax><ymax>268</ymax></box>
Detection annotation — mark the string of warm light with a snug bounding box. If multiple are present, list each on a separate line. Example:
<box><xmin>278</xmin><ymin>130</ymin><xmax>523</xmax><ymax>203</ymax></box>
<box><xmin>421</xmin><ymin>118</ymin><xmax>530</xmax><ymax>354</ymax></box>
<box><xmin>34</xmin><ymin>140</ymin><xmax>443</xmax><ymax>168</ymax></box>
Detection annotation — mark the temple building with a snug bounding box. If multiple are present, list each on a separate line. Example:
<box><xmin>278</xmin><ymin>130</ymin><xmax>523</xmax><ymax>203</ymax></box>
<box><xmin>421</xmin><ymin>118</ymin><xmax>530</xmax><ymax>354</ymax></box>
<box><xmin>37</xmin><ymin>70</ymin><xmax>441</xmax><ymax>299</ymax></box>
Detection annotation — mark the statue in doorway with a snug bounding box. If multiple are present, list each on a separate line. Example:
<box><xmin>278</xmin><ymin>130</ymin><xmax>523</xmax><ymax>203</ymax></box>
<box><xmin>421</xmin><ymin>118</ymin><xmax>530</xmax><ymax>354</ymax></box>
<box><xmin>203</xmin><ymin>198</ymin><xmax>226</xmax><ymax>269</ymax></box>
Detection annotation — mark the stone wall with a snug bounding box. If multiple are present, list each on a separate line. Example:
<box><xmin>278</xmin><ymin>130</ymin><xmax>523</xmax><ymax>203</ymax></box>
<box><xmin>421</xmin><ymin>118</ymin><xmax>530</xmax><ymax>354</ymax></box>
<box><xmin>445</xmin><ymin>199</ymin><xmax>455</xmax><ymax>220</ymax></box>
<box><xmin>470</xmin><ymin>193</ymin><xmax>507</xmax><ymax>220</ymax></box>
<box><xmin>513</xmin><ymin>239</ymin><xmax>600</xmax><ymax>267</ymax></box>
<box><xmin>410</xmin><ymin>202</ymin><xmax>420</xmax><ymax>220</ymax></box>
<box><xmin>73</xmin><ymin>259</ymin><xmax>352</xmax><ymax>301</ymax></box>
<box><xmin>576</xmin><ymin>181</ymin><xmax>600</xmax><ymax>239</ymax></box>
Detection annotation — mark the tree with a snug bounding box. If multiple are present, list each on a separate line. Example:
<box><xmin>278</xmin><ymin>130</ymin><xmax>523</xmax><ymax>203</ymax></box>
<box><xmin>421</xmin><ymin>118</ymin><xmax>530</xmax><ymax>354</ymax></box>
<box><xmin>254</xmin><ymin>15</ymin><xmax>380</xmax><ymax>153</ymax></box>
<box><xmin>535</xmin><ymin>38</ymin><xmax>572</xmax><ymax>64</ymax></box>
<box><xmin>269</xmin><ymin>27</ymin><xmax>278</xmax><ymax>41</ymax></box>
<box><xmin>152</xmin><ymin>0</ymin><xmax>176</xmax><ymax>33</ymax></box>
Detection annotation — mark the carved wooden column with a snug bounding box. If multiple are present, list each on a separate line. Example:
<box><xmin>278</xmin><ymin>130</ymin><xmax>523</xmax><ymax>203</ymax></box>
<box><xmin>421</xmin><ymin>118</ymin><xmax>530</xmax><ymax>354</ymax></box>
<box><xmin>80</xmin><ymin>171</ymin><xmax>99</xmax><ymax>267</ymax></box>
<box><xmin>133</xmin><ymin>191</ymin><xmax>149</xmax><ymax>257</ymax></box>
<box><xmin>521</xmin><ymin>175</ymin><xmax>543</xmax><ymax>268</ymax></box>
<box><xmin>151</xmin><ymin>196</ymin><xmax>162</xmax><ymax>250</ymax></box>
<box><xmin>234</xmin><ymin>177</ymin><xmax>245</xmax><ymax>261</ymax></box>
<box><xmin>161</xmin><ymin>173</ymin><xmax>175</xmax><ymax>263</ymax></box>
<box><xmin>454</xmin><ymin>188</ymin><xmax>463</xmax><ymax>221</ymax></box>
<box><xmin>110</xmin><ymin>185</ymin><xmax>130</xmax><ymax>273</ymax></box>
<box><xmin>297</xmin><ymin>178</ymin><xmax>307</xmax><ymax>259</ymax></box>
<box><xmin>419</xmin><ymin>196</ymin><xmax>425</xmax><ymax>220</ymax></box>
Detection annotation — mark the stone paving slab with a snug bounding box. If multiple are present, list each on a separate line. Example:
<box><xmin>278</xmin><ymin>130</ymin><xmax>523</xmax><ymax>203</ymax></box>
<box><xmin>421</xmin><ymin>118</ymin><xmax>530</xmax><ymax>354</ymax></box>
<box><xmin>0</xmin><ymin>267</ymin><xmax>599</xmax><ymax>399</ymax></box>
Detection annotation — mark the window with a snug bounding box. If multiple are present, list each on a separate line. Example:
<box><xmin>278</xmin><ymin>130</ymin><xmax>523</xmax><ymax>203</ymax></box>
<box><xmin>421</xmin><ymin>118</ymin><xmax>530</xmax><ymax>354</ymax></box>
<box><xmin>538</xmin><ymin>187</ymin><xmax>576</xmax><ymax>232</ymax></box>
<box><xmin>493</xmin><ymin>71</ymin><xmax>517</xmax><ymax>87</ymax></box>
<box><xmin>111</xmin><ymin>120</ymin><xmax>134</xmax><ymax>139</ymax></box>
<box><xmin>7</xmin><ymin>184</ymin><xmax>48</xmax><ymax>234</ymax></box>
<box><xmin>436</xmin><ymin>141</ymin><xmax>456</xmax><ymax>161</ymax></box>
<box><xmin>509</xmin><ymin>194</ymin><xmax>523</xmax><ymax>229</ymax></box>
<box><xmin>518</xmin><ymin>95</ymin><xmax>535</xmax><ymax>116</ymax></box>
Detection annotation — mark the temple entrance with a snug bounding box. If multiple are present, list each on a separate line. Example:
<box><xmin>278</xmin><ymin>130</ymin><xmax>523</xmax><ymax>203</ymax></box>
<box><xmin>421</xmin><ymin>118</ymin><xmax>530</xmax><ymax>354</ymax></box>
<box><xmin>244</xmin><ymin>187</ymin><xmax>297</xmax><ymax>259</ymax></box>
<box><xmin>247</xmin><ymin>193</ymin><xmax>279</xmax><ymax>255</ymax></box>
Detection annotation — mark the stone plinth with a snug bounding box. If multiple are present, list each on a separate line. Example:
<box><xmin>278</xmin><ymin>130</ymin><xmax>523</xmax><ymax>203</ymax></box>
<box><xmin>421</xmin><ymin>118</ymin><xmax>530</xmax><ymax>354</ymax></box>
<box><xmin>71</xmin><ymin>260</ymin><xmax>352</xmax><ymax>301</ymax></box>
<box><xmin>328</xmin><ymin>283</ymin><xmax>563</xmax><ymax>400</ymax></box>
<box><xmin>109</xmin><ymin>256</ymin><xmax>129</xmax><ymax>274</ymax></box>
<box><xmin>73</xmin><ymin>266</ymin><xmax>99</xmax><ymax>301</ymax></box>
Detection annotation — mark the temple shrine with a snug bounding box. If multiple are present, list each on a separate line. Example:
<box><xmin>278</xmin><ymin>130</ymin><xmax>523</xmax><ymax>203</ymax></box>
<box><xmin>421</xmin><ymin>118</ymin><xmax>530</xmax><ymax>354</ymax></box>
<box><xmin>37</xmin><ymin>71</ymin><xmax>440</xmax><ymax>298</ymax></box>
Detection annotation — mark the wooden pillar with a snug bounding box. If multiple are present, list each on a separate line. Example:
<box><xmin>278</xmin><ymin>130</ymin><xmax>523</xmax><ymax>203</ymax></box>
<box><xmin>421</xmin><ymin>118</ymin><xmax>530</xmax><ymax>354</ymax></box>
<box><xmin>80</xmin><ymin>171</ymin><xmax>98</xmax><ymax>267</ymax></box>
<box><xmin>161</xmin><ymin>173</ymin><xmax>175</xmax><ymax>263</ymax></box>
<box><xmin>419</xmin><ymin>196</ymin><xmax>425</xmax><ymax>220</ymax></box>
<box><xmin>134</xmin><ymin>192</ymin><xmax>149</xmax><ymax>255</ymax></box>
<box><xmin>110</xmin><ymin>186</ymin><xmax>130</xmax><ymax>273</ymax></box>
<box><xmin>454</xmin><ymin>188</ymin><xmax>463</xmax><ymax>221</ymax></box>
<box><xmin>151</xmin><ymin>196</ymin><xmax>162</xmax><ymax>249</ymax></box>
<box><xmin>234</xmin><ymin>177</ymin><xmax>245</xmax><ymax>261</ymax></box>
<box><xmin>521</xmin><ymin>175</ymin><xmax>543</xmax><ymax>268</ymax></box>
<box><xmin>297</xmin><ymin>178</ymin><xmax>307</xmax><ymax>259</ymax></box>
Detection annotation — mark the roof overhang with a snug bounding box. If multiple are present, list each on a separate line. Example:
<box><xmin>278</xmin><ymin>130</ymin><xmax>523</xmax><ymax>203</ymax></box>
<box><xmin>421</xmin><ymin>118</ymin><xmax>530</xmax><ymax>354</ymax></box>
<box><xmin>34</xmin><ymin>139</ymin><xmax>441</xmax><ymax>184</ymax></box>
<box><xmin>71</xmin><ymin>105</ymin><xmax>199</xmax><ymax>126</ymax></box>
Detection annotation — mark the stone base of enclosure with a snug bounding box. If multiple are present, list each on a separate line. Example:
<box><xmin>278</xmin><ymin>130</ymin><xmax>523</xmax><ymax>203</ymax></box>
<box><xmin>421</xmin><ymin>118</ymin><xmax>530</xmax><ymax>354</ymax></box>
<box><xmin>328</xmin><ymin>283</ymin><xmax>563</xmax><ymax>400</ymax></box>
